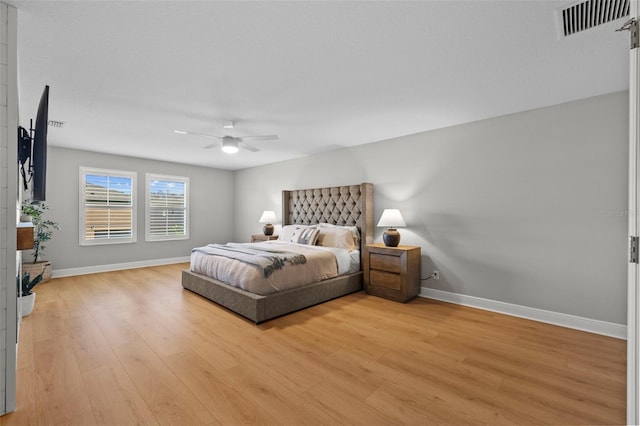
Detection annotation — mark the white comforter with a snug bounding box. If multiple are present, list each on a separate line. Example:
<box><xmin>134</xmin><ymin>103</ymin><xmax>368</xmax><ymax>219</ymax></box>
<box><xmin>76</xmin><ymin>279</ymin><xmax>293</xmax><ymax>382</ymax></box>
<box><xmin>190</xmin><ymin>241</ymin><xmax>355</xmax><ymax>295</ymax></box>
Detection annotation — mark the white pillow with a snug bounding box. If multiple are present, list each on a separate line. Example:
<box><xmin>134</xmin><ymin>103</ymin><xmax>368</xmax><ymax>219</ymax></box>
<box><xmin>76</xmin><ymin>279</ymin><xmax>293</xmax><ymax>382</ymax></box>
<box><xmin>316</xmin><ymin>226</ymin><xmax>357</xmax><ymax>251</ymax></box>
<box><xmin>278</xmin><ymin>225</ymin><xmax>315</xmax><ymax>242</ymax></box>
<box><xmin>317</xmin><ymin>223</ymin><xmax>360</xmax><ymax>245</ymax></box>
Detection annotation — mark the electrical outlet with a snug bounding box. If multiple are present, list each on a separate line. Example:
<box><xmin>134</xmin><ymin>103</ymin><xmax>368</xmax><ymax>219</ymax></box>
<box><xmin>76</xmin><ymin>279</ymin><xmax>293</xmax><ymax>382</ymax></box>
<box><xmin>433</xmin><ymin>270</ymin><xmax>440</xmax><ymax>280</ymax></box>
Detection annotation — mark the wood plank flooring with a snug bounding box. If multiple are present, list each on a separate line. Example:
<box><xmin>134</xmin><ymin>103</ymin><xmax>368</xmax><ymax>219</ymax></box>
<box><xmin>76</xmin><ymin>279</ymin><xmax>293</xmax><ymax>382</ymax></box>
<box><xmin>1</xmin><ymin>263</ymin><xmax>626</xmax><ymax>425</ymax></box>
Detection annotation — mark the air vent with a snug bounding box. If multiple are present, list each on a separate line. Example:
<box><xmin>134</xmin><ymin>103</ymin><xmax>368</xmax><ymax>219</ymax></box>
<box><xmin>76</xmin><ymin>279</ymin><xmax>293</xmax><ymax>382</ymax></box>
<box><xmin>47</xmin><ymin>120</ymin><xmax>65</xmax><ymax>128</ymax></box>
<box><xmin>560</xmin><ymin>0</ymin><xmax>629</xmax><ymax>36</ymax></box>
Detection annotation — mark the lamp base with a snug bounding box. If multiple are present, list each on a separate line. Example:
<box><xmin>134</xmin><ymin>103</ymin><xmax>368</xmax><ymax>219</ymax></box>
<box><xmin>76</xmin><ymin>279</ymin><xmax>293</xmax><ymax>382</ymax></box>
<box><xmin>383</xmin><ymin>228</ymin><xmax>401</xmax><ymax>247</ymax></box>
<box><xmin>263</xmin><ymin>224</ymin><xmax>274</xmax><ymax>236</ymax></box>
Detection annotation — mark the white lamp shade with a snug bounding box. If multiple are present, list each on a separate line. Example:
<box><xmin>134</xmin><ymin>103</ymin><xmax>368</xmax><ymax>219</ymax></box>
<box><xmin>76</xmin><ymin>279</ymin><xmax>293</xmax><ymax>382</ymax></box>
<box><xmin>259</xmin><ymin>210</ymin><xmax>277</xmax><ymax>224</ymax></box>
<box><xmin>377</xmin><ymin>209</ymin><xmax>406</xmax><ymax>228</ymax></box>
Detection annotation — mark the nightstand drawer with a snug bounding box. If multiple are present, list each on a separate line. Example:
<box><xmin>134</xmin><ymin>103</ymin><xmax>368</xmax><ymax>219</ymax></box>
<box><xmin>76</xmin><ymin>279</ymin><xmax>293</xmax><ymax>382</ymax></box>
<box><xmin>251</xmin><ymin>234</ymin><xmax>279</xmax><ymax>243</ymax></box>
<box><xmin>369</xmin><ymin>270</ymin><xmax>402</xmax><ymax>290</ymax></box>
<box><xmin>369</xmin><ymin>253</ymin><xmax>401</xmax><ymax>273</ymax></box>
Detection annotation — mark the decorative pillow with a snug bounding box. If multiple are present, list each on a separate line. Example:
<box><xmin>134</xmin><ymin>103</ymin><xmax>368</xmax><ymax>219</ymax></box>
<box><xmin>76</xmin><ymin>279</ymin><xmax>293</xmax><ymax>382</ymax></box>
<box><xmin>278</xmin><ymin>225</ymin><xmax>315</xmax><ymax>242</ymax></box>
<box><xmin>290</xmin><ymin>227</ymin><xmax>320</xmax><ymax>245</ymax></box>
<box><xmin>316</xmin><ymin>226</ymin><xmax>357</xmax><ymax>251</ymax></box>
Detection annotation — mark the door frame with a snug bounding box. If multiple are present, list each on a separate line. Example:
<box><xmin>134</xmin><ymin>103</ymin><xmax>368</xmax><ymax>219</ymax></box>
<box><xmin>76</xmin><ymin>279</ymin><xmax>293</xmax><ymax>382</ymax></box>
<box><xmin>629</xmin><ymin>1</ymin><xmax>640</xmax><ymax>423</ymax></box>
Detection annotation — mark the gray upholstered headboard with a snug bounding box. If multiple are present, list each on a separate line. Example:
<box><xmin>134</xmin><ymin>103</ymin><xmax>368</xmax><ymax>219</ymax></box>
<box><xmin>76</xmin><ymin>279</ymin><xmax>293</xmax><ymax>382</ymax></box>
<box><xmin>281</xmin><ymin>183</ymin><xmax>374</xmax><ymax>248</ymax></box>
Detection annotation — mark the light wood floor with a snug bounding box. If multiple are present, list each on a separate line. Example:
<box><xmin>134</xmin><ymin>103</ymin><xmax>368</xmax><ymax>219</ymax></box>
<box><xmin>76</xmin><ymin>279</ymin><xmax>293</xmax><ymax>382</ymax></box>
<box><xmin>0</xmin><ymin>263</ymin><xmax>626</xmax><ymax>425</ymax></box>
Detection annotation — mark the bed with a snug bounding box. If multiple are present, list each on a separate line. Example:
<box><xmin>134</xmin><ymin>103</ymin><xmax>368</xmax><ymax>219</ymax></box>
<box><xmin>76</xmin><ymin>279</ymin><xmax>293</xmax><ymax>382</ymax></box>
<box><xmin>181</xmin><ymin>182</ymin><xmax>373</xmax><ymax>323</ymax></box>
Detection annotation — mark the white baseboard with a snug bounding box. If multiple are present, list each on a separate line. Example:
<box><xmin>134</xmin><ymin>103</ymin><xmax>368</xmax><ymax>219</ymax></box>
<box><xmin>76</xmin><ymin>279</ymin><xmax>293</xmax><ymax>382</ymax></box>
<box><xmin>420</xmin><ymin>287</ymin><xmax>626</xmax><ymax>340</ymax></box>
<box><xmin>52</xmin><ymin>256</ymin><xmax>190</xmax><ymax>278</ymax></box>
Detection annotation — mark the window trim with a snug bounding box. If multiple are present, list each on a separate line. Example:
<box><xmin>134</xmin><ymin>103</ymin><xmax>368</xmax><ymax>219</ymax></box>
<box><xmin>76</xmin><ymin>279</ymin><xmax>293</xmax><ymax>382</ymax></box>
<box><xmin>145</xmin><ymin>173</ymin><xmax>189</xmax><ymax>242</ymax></box>
<box><xmin>79</xmin><ymin>167</ymin><xmax>137</xmax><ymax>246</ymax></box>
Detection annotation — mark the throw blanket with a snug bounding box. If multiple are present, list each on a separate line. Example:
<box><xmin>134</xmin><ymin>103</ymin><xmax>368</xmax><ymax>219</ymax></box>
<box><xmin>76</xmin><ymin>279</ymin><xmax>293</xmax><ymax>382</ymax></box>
<box><xmin>192</xmin><ymin>243</ymin><xmax>306</xmax><ymax>278</ymax></box>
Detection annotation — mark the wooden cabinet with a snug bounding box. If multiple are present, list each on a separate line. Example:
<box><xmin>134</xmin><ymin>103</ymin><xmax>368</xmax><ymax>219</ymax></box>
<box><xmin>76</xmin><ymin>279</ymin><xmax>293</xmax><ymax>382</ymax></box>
<box><xmin>363</xmin><ymin>243</ymin><xmax>421</xmax><ymax>302</ymax></box>
<box><xmin>250</xmin><ymin>234</ymin><xmax>279</xmax><ymax>243</ymax></box>
<box><xmin>17</xmin><ymin>226</ymin><xmax>34</xmax><ymax>250</ymax></box>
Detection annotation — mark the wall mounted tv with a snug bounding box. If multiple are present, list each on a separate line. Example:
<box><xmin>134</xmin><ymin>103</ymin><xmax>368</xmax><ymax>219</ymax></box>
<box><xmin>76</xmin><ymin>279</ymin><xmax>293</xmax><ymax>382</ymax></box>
<box><xmin>18</xmin><ymin>85</ymin><xmax>49</xmax><ymax>203</ymax></box>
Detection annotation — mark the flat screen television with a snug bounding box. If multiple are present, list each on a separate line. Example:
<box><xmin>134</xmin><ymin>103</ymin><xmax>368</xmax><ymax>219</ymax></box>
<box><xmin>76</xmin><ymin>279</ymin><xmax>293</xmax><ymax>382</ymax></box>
<box><xmin>31</xmin><ymin>85</ymin><xmax>49</xmax><ymax>202</ymax></box>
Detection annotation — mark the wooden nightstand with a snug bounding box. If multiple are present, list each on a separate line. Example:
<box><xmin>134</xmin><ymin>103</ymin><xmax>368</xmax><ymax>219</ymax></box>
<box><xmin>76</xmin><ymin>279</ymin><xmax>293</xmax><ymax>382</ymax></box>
<box><xmin>251</xmin><ymin>234</ymin><xmax>279</xmax><ymax>243</ymax></box>
<box><xmin>363</xmin><ymin>243</ymin><xmax>421</xmax><ymax>303</ymax></box>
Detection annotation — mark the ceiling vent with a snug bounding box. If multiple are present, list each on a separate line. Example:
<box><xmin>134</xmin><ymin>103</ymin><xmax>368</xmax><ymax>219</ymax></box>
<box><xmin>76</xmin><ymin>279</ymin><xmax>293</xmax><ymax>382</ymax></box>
<box><xmin>47</xmin><ymin>120</ymin><xmax>65</xmax><ymax>128</ymax></box>
<box><xmin>560</xmin><ymin>0</ymin><xmax>629</xmax><ymax>36</ymax></box>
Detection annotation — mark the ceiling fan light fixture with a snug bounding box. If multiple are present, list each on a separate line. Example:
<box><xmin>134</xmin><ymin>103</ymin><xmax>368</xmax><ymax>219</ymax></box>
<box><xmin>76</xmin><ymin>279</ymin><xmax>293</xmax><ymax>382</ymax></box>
<box><xmin>221</xmin><ymin>138</ymin><xmax>239</xmax><ymax>154</ymax></box>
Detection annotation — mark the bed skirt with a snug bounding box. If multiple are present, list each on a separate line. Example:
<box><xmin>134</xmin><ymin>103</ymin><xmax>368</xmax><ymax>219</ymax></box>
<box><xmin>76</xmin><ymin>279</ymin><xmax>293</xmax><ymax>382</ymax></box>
<box><xmin>181</xmin><ymin>269</ymin><xmax>363</xmax><ymax>323</ymax></box>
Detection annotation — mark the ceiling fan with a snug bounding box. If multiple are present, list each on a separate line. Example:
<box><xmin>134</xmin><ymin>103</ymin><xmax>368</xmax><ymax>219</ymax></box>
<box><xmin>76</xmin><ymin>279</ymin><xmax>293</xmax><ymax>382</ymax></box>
<box><xmin>174</xmin><ymin>121</ymin><xmax>278</xmax><ymax>154</ymax></box>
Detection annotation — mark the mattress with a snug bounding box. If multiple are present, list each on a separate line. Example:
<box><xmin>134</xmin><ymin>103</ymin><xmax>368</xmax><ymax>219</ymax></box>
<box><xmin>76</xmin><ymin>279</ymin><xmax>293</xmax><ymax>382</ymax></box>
<box><xmin>190</xmin><ymin>240</ymin><xmax>358</xmax><ymax>295</ymax></box>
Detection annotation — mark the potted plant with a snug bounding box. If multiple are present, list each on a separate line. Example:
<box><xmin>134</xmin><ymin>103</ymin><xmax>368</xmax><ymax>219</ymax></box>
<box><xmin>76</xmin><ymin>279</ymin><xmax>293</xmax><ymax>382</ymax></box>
<box><xmin>21</xmin><ymin>202</ymin><xmax>59</xmax><ymax>283</ymax></box>
<box><xmin>18</xmin><ymin>268</ymin><xmax>44</xmax><ymax>317</ymax></box>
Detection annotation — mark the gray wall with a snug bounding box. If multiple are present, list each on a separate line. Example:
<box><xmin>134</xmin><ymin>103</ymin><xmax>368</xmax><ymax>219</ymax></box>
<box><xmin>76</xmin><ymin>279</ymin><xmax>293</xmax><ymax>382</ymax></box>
<box><xmin>41</xmin><ymin>147</ymin><xmax>235</xmax><ymax>270</ymax></box>
<box><xmin>234</xmin><ymin>92</ymin><xmax>629</xmax><ymax>325</ymax></box>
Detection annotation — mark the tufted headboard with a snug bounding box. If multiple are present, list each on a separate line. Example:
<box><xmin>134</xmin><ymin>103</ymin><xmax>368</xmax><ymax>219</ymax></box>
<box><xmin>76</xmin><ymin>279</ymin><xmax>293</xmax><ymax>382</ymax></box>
<box><xmin>282</xmin><ymin>183</ymin><xmax>374</xmax><ymax>248</ymax></box>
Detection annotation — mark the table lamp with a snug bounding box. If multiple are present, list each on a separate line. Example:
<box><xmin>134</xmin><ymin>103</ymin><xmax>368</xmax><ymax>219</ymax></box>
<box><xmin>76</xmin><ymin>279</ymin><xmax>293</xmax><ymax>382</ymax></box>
<box><xmin>259</xmin><ymin>210</ymin><xmax>277</xmax><ymax>236</ymax></box>
<box><xmin>377</xmin><ymin>209</ymin><xmax>406</xmax><ymax>247</ymax></box>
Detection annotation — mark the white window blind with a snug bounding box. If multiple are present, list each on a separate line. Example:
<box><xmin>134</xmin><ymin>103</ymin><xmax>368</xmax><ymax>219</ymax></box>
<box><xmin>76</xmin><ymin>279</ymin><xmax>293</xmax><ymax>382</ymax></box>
<box><xmin>146</xmin><ymin>174</ymin><xmax>189</xmax><ymax>241</ymax></box>
<box><xmin>79</xmin><ymin>167</ymin><xmax>137</xmax><ymax>245</ymax></box>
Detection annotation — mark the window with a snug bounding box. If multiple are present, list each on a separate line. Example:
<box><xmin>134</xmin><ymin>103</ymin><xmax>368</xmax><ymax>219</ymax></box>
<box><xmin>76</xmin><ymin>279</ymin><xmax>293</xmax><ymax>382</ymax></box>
<box><xmin>79</xmin><ymin>167</ymin><xmax>136</xmax><ymax>245</ymax></box>
<box><xmin>146</xmin><ymin>173</ymin><xmax>189</xmax><ymax>241</ymax></box>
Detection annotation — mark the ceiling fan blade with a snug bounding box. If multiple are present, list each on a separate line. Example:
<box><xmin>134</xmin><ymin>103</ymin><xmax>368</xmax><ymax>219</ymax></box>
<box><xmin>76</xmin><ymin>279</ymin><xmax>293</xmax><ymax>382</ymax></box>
<box><xmin>174</xmin><ymin>130</ymin><xmax>222</xmax><ymax>139</ymax></box>
<box><xmin>203</xmin><ymin>143</ymin><xmax>219</xmax><ymax>149</ymax></box>
<box><xmin>239</xmin><ymin>142</ymin><xmax>260</xmax><ymax>152</ymax></box>
<box><xmin>237</xmin><ymin>135</ymin><xmax>279</xmax><ymax>141</ymax></box>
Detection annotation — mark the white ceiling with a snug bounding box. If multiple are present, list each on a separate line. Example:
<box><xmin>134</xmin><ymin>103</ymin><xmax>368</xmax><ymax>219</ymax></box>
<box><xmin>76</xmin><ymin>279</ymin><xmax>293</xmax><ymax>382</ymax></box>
<box><xmin>10</xmin><ymin>1</ymin><xmax>631</xmax><ymax>171</ymax></box>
